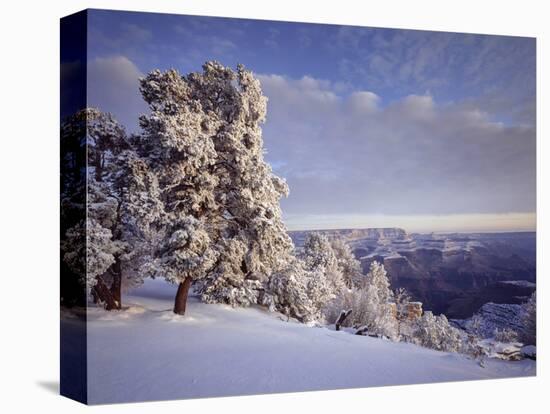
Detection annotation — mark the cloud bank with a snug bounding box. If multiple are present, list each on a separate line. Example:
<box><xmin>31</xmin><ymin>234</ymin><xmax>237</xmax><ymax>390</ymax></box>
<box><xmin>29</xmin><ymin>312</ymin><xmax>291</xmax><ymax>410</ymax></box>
<box><xmin>84</xmin><ymin>54</ymin><xmax>535</xmax><ymax>232</ymax></box>
<box><xmin>258</xmin><ymin>74</ymin><xmax>535</xmax><ymax>227</ymax></box>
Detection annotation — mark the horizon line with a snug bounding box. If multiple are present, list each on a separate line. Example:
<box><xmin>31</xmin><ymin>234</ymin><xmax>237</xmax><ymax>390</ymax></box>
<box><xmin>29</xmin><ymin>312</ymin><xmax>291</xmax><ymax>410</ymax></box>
<box><xmin>282</xmin><ymin>212</ymin><xmax>536</xmax><ymax>234</ymax></box>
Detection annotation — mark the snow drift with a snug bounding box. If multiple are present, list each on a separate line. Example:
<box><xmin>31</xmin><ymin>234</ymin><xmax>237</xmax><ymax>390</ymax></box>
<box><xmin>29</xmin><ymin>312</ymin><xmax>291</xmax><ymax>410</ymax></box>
<box><xmin>75</xmin><ymin>279</ymin><xmax>536</xmax><ymax>404</ymax></box>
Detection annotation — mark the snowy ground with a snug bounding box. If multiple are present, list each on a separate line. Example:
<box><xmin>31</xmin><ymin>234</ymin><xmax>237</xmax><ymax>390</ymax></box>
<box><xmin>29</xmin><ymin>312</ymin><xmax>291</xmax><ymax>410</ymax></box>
<box><xmin>80</xmin><ymin>279</ymin><xmax>535</xmax><ymax>404</ymax></box>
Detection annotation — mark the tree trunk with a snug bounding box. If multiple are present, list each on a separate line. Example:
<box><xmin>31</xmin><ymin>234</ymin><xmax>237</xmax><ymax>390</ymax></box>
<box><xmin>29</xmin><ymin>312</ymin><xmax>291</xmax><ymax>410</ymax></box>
<box><xmin>355</xmin><ymin>326</ymin><xmax>369</xmax><ymax>336</ymax></box>
<box><xmin>91</xmin><ymin>287</ymin><xmax>99</xmax><ymax>304</ymax></box>
<box><xmin>110</xmin><ymin>257</ymin><xmax>122</xmax><ymax>309</ymax></box>
<box><xmin>173</xmin><ymin>277</ymin><xmax>192</xmax><ymax>315</ymax></box>
<box><xmin>335</xmin><ymin>309</ymin><xmax>352</xmax><ymax>331</ymax></box>
<box><xmin>93</xmin><ymin>275</ymin><xmax>118</xmax><ymax>311</ymax></box>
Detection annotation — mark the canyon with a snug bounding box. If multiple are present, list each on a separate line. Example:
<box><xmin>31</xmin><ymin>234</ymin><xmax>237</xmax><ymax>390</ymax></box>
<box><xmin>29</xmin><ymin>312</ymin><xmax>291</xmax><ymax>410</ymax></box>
<box><xmin>290</xmin><ymin>228</ymin><xmax>536</xmax><ymax>318</ymax></box>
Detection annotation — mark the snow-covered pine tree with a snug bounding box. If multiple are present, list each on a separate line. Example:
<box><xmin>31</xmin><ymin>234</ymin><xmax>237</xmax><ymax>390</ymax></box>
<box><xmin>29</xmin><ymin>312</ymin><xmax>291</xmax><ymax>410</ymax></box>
<box><xmin>111</xmin><ymin>148</ymin><xmax>164</xmax><ymax>293</ymax></box>
<box><xmin>266</xmin><ymin>257</ymin><xmax>332</xmax><ymax>322</ymax></box>
<box><xmin>301</xmin><ymin>233</ymin><xmax>346</xmax><ymax>295</ymax></box>
<box><xmin>393</xmin><ymin>287</ymin><xmax>412</xmax><ymax>336</ymax></box>
<box><xmin>61</xmin><ymin>109</ymin><xmax>88</xmax><ymax>307</ymax></box>
<box><xmin>329</xmin><ymin>237</ymin><xmax>363</xmax><ymax>288</ymax></box>
<box><xmin>88</xmin><ymin>109</ymin><xmax>164</xmax><ymax>309</ymax></box>
<box><xmin>137</xmin><ymin>62</ymin><xmax>294</xmax><ymax>314</ymax></box>
<box><xmin>137</xmin><ymin>68</ymin><xmax>220</xmax><ymax>314</ymax></box>
<box><xmin>302</xmin><ymin>233</ymin><xmax>337</xmax><ymax>270</ymax></box>
<box><xmin>87</xmin><ymin>108</ymin><xmax>134</xmax><ymax>309</ymax></box>
<box><xmin>85</xmin><ymin>181</ymin><xmax>126</xmax><ymax>309</ymax></box>
<box><xmin>357</xmin><ymin>261</ymin><xmax>397</xmax><ymax>338</ymax></box>
<box><xmin>394</xmin><ymin>287</ymin><xmax>411</xmax><ymax>319</ymax></box>
<box><xmin>364</xmin><ymin>261</ymin><xmax>393</xmax><ymax>304</ymax></box>
<box><xmin>62</xmin><ymin>108</ymin><xmax>161</xmax><ymax>310</ymax></box>
<box><xmin>521</xmin><ymin>291</ymin><xmax>536</xmax><ymax>345</ymax></box>
<box><xmin>260</xmin><ymin>235</ymin><xmax>357</xmax><ymax>323</ymax></box>
<box><xmin>435</xmin><ymin>314</ymin><xmax>463</xmax><ymax>352</ymax></box>
<box><xmin>193</xmin><ymin>63</ymin><xmax>294</xmax><ymax>306</ymax></box>
<box><xmin>61</xmin><ymin>108</ymin><xmax>127</xmax><ymax>309</ymax></box>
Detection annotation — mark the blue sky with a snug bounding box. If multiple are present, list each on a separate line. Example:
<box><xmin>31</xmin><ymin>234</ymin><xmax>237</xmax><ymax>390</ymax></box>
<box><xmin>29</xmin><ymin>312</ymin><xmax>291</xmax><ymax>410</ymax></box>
<box><xmin>84</xmin><ymin>9</ymin><xmax>536</xmax><ymax>232</ymax></box>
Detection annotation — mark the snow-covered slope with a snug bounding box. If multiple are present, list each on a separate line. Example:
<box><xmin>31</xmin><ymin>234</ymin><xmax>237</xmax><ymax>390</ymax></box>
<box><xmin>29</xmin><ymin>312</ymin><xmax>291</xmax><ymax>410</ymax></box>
<box><xmin>80</xmin><ymin>279</ymin><xmax>535</xmax><ymax>404</ymax></box>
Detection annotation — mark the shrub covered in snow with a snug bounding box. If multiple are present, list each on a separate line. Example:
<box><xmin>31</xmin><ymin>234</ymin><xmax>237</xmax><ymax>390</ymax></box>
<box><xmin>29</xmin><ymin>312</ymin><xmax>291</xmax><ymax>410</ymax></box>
<box><xmin>404</xmin><ymin>311</ymin><xmax>463</xmax><ymax>353</ymax></box>
<box><xmin>493</xmin><ymin>327</ymin><xmax>519</xmax><ymax>343</ymax></box>
<box><xmin>324</xmin><ymin>261</ymin><xmax>398</xmax><ymax>339</ymax></box>
<box><xmin>324</xmin><ymin>286</ymin><xmax>368</xmax><ymax>327</ymax></box>
<box><xmin>264</xmin><ymin>257</ymin><xmax>332</xmax><ymax>322</ymax></box>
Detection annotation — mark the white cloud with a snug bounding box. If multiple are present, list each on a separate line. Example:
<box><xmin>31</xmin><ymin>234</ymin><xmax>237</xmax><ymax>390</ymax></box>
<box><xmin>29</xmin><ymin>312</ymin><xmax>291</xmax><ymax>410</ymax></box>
<box><xmin>391</xmin><ymin>94</ymin><xmax>435</xmax><ymax>121</ymax></box>
<box><xmin>84</xmin><ymin>59</ymin><xmax>536</xmax><ymax>230</ymax></box>
<box><xmin>257</xmin><ymin>73</ymin><xmax>536</xmax><ymax>222</ymax></box>
<box><xmin>89</xmin><ymin>56</ymin><xmax>142</xmax><ymax>87</ymax></box>
<box><xmin>258</xmin><ymin>74</ymin><xmax>340</xmax><ymax>120</ymax></box>
<box><xmin>87</xmin><ymin>56</ymin><xmax>147</xmax><ymax>131</ymax></box>
<box><xmin>347</xmin><ymin>91</ymin><xmax>380</xmax><ymax>114</ymax></box>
